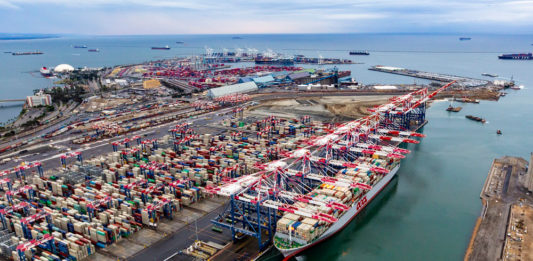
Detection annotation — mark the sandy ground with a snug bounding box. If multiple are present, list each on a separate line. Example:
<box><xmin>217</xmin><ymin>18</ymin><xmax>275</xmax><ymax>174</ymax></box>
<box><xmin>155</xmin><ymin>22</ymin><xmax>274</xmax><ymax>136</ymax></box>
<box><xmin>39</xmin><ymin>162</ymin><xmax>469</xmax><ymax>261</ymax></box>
<box><xmin>248</xmin><ymin>95</ymin><xmax>393</xmax><ymax>122</ymax></box>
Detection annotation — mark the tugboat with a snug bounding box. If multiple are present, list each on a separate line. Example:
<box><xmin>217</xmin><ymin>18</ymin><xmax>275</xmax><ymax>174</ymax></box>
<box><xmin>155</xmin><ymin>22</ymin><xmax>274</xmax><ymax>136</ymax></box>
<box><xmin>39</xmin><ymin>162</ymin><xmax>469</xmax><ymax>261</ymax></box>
<box><xmin>496</xmin><ymin>130</ymin><xmax>502</xmax><ymax>135</ymax></box>
<box><xmin>446</xmin><ymin>105</ymin><xmax>462</xmax><ymax>112</ymax></box>
<box><xmin>446</xmin><ymin>98</ymin><xmax>462</xmax><ymax>112</ymax></box>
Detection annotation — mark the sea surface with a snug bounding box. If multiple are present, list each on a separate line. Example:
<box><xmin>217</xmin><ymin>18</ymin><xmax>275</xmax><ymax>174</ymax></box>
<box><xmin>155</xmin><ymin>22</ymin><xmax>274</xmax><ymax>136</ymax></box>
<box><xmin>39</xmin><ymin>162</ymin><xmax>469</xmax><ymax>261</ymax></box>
<box><xmin>1</xmin><ymin>34</ymin><xmax>533</xmax><ymax>260</ymax></box>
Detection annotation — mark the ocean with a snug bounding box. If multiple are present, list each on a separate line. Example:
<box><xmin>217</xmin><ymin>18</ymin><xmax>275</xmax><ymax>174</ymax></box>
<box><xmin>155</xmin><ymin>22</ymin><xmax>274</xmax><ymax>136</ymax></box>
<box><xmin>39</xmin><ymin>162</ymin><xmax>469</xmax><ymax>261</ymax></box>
<box><xmin>1</xmin><ymin>34</ymin><xmax>533</xmax><ymax>260</ymax></box>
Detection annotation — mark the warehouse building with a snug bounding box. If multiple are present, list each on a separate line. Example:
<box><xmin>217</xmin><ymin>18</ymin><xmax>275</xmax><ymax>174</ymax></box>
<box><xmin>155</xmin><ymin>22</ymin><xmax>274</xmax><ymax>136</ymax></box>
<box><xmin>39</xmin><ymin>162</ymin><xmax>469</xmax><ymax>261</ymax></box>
<box><xmin>207</xmin><ymin>82</ymin><xmax>258</xmax><ymax>98</ymax></box>
<box><xmin>26</xmin><ymin>93</ymin><xmax>52</xmax><ymax>107</ymax></box>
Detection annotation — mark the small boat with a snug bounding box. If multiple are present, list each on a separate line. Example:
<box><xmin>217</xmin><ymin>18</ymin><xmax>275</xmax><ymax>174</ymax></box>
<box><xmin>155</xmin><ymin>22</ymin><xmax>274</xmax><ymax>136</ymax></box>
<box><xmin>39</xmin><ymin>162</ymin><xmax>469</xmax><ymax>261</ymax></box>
<box><xmin>88</xmin><ymin>49</ymin><xmax>99</xmax><ymax>52</ymax></box>
<box><xmin>73</xmin><ymin>45</ymin><xmax>87</xmax><ymax>48</ymax></box>
<box><xmin>466</xmin><ymin>115</ymin><xmax>486</xmax><ymax>123</ymax></box>
<box><xmin>349</xmin><ymin>50</ymin><xmax>370</xmax><ymax>55</ymax></box>
<box><xmin>500</xmin><ymin>92</ymin><xmax>507</xmax><ymax>97</ymax></box>
<box><xmin>510</xmin><ymin>86</ymin><xmax>522</xmax><ymax>90</ymax></box>
<box><xmin>446</xmin><ymin>105</ymin><xmax>462</xmax><ymax>112</ymax></box>
<box><xmin>481</xmin><ymin>73</ymin><xmax>498</xmax><ymax>77</ymax></box>
<box><xmin>459</xmin><ymin>37</ymin><xmax>471</xmax><ymax>41</ymax></box>
<box><xmin>151</xmin><ymin>46</ymin><xmax>170</xmax><ymax>50</ymax></box>
<box><xmin>496</xmin><ymin>130</ymin><xmax>502</xmax><ymax>135</ymax></box>
<box><xmin>446</xmin><ymin>98</ymin><xmax>462</xmax><ymax>112</ymax></box>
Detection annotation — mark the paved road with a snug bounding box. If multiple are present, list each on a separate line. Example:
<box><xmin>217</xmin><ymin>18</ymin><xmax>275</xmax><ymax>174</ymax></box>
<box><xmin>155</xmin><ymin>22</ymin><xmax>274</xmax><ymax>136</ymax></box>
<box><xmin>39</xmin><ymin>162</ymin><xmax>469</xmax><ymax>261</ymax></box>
<box><xmin>0</xmin><ymin>105</ymin><xmax>238</xmax><ymax>177</ymax></box>
<box><xmin>130</xmin><ymin>203</ymin><xmax>233</xmax><ymax>261</ymax></box>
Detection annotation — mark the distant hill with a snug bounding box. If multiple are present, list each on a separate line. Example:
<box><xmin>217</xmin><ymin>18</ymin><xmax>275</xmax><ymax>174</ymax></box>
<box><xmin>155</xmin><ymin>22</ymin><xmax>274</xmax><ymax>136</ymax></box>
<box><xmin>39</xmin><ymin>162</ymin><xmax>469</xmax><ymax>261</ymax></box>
<box><xmin>0</xmin><ymin>33</ymin><xmax>60</xmax><ymax>40</ymax></box>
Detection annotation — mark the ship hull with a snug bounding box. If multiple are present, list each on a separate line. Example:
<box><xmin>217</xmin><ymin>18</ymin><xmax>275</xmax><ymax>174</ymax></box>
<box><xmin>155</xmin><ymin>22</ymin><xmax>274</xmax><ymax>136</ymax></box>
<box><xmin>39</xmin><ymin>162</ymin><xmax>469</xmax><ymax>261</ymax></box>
<box><xmin>275</xmin><ymin>164</ymin><xmax>400</xmax><ymax>260</ymax></box>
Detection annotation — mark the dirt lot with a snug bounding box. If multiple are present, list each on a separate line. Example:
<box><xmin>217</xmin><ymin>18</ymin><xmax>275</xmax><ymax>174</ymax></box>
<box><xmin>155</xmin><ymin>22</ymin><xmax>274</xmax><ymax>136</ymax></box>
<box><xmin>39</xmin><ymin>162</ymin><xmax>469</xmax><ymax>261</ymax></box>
<box><xmin>248</xmin><ymin>95</ymin><xmax>393</xmax><ymax>122</ymax></box>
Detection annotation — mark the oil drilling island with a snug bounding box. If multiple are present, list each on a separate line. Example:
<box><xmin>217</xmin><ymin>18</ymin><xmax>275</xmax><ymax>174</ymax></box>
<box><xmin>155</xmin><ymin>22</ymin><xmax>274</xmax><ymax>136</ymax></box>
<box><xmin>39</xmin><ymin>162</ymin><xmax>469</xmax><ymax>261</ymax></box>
<box><xmin>0</xmin><ymin>49</ymin><xmax>517</xmax><ymax>261</ymax></box>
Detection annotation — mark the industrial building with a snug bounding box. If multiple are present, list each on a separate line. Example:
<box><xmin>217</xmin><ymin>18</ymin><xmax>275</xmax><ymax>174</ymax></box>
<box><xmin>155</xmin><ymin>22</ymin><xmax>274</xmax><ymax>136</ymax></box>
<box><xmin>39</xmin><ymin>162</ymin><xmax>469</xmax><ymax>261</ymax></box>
<box><xmin>26</xmin><ymin>93</ymin><xmax>52</xmax><ymax>107</ymax></box>
<box><xmin>207</xmin><ymin>82</ymin><xmax>258</xmax><ymax>98</ymax></box>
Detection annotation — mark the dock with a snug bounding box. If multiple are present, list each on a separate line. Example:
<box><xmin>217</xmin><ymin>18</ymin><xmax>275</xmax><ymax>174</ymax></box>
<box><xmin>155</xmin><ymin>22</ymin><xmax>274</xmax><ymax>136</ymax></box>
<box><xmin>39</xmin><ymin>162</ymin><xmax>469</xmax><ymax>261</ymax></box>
<box><xmin>369</xmin><ymin>65</ymin><xmax>490</xmax><ymax>87</ymax></box>
<box><xmin>465</xmin><ymin>155</ymin><xmax>532</xmax><ymax>261</ymax></box>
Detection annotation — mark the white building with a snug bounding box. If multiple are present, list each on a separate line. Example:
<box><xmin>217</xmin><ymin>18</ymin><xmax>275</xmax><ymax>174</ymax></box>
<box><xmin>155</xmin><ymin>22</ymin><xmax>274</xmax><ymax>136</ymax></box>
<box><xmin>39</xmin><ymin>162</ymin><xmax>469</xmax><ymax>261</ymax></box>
<box><xmin>26</xmin><ymin>94</ymin><xmax>52</xmax><ymax>107</ymax></box>
<box><xmin>207</xmin><ymin>82</ymin><xmax>258</xmax><ymax>98</ymax></box>
<box><xmin>54</xmin><ymin>64</ymin><xmax>75</xmax><ymax>73</ymax></box>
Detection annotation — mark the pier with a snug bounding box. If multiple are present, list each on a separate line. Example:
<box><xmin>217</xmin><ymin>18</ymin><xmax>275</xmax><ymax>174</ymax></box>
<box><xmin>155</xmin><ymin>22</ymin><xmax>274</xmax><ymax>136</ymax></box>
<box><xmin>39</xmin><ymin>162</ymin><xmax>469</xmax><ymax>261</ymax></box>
<box><xmin>0</xmin><ymin>99</ymin><xmax>25</xmax><ymax>103</ymax></box>
<box><xmin>465</xmin><ymin>155</ymin><xmax>533</xmax><ymax>261</ymax></box>
<box><xmin>369</xmin><ymin>65</ymin><xmax>490</xmax><ymax>87</ymax></box>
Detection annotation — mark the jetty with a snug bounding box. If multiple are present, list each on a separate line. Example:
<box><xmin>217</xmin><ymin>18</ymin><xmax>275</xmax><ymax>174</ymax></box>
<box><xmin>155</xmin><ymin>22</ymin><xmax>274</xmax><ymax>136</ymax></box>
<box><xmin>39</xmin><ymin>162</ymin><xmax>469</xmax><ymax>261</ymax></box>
<box><xmin>369</xmin><ymin>65</ymin><xmax>490</xmax><ymax>87</ymax></box>
<box><xmin>465</xmin><ymin>156</ymin><xmax>533</xmax><ymax>261</ymax></box>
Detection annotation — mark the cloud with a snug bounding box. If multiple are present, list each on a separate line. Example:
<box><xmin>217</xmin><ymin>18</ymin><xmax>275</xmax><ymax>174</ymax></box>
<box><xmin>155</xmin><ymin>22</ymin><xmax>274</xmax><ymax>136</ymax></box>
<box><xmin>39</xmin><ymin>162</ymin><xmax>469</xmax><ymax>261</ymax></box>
<box><xmin>0</xmin><ymin>0</ymin><xmax>531</xmax><ymax>34</ymax></box>
<box><xmin>323</xmin><ymin>13</ymin><xmax>386</xmax><ymax>20</ymax></box>
<box><xmin>0</xmin><ymin>0</ymin><xmax>18</xmax><ymax>8</ymax></box>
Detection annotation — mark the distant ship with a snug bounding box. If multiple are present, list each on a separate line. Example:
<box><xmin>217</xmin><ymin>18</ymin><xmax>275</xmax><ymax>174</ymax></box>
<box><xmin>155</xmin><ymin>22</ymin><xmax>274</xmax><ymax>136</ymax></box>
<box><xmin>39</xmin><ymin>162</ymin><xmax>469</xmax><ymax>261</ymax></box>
<box><xmin>40</xmin><ymin>67</ymin><xmax>53</xmax><ymax>77</ymax></box>
<box><xmin>232</xmin><ymin>36</ymin><xmax>243</xmax><ymax>40</ymax></box>
<box><xmin>88</xmin><ymin>49</ymin><xmax>99</xmax><ymax>52</ymax></box>
<box><xmin>349</xmin><ymin>50</ymin><xmax>370</xmax><ymax>55</ymax></box>
<box><xmin>73</xmin><ymin>45</ymin><xmax>87</xmax><ymax>48</ymax></box>
<box><xmin>152</xmin><ymin>46</ymin><xmax>170</xmax><ymax>50</ymax></box>
<box><xmin>498</xmin><ymin>53</ymin><xmax>532</xmax><ymax>60</ymax></box>
<box><xmin>459</xmin><ymin>37</ymin><xmax>472</xmax><ymax>41</ymax></box>
<box><xmin>176</xmin><ymin>41</ymin><xmax>185</xmax><ymax>44</ymax></box>
<box><xmin>12</xmin><ymin>51</ymin><xmax>43</xmax><ymax>56</ymax></box>
<box><xmin>481</xmin><ymin>73</ymin><xmax>498</xmax><ymax>77</ymax></box>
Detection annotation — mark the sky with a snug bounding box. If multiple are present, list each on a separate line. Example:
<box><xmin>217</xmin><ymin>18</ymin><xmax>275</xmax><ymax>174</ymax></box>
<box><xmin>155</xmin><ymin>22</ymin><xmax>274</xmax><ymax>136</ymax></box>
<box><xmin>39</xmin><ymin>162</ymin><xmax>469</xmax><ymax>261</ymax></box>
<box><xmin>0</xmin><ymin>0</ymin><xmax>532</xmax><ymax>34</ymax></box>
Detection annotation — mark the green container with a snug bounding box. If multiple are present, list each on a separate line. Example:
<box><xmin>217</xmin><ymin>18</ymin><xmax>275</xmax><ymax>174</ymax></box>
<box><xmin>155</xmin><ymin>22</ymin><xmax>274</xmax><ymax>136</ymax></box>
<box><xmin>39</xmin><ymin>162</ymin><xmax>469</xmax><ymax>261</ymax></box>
<box><xmin>148</xmin><ymin>178</ymin><xmax>155</xmax><ymax>183</ymax></box>
<box><xmin>96</xmin><ymin>231</ymin><xmax>106</xmax><ymax>236</ymax></box>
<box><xmin>239</xmin><ymin>122</ymin><xmax>245</xmax><ymax>127</ymax></box>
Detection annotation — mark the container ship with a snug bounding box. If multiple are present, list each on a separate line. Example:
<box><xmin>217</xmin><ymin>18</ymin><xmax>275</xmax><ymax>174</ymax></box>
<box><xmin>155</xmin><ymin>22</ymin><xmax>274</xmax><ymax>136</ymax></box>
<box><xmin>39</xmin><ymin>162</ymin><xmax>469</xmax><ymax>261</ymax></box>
<box><xmin>12</xmin><ymin>51</ymin><xmax>43</xmax><ymax>56</ymax></box>
<box><xmin>88</xmin><ymin>49</ymin><xmax>100</xmax><ymax>52</ymax></box>
<box><xmin>273</xmin><ymin>157</ymin><xmax>400</xmax><ymax>258</ymax></box>
<box><xmin>152</xmin><ymin>46</ymin><xmax>171</xmax><ymax>50</ymax></box>
<box><xmin>459</xmin><ymin>37</ymin><xmax>471</xmax><ymax>41</ymax></box>
<box><xmin>73</xmin><ymin>45</ymin><xmax>87</xmax><ymax>48</ymax></box>
<box><xmin>349</xmin><ymin>51</ymin><xmax>369</xmax><ymax>55</ymax></box>
<box><xmin>498</xmin><ymin>53</ymin><xmax>532</xmax><ymax>60</ymax></box>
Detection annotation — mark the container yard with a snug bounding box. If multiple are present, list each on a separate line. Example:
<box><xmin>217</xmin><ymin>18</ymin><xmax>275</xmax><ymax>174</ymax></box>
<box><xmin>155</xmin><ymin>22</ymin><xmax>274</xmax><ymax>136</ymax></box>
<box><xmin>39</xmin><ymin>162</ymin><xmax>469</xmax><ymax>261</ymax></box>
<box><xmin>0</xmin><ymin>96</ymin><xmax>341</xmax><ymax>261</ymax></box>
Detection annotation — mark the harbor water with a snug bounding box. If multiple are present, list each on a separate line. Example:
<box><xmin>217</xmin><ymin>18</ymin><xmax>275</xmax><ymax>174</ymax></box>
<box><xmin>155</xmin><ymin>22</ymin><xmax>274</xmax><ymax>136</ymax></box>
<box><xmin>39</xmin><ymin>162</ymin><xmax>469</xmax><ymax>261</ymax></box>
<box><xmin>1</xmin><ymin>34</ymin><xmax>533</xmax><ymax>260</ymax></box>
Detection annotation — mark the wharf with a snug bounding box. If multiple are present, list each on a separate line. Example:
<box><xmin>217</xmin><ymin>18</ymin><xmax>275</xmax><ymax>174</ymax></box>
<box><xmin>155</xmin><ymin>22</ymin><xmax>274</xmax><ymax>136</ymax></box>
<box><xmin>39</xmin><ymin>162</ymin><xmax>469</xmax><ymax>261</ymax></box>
<box><xmin>465</xmin><ymin>155</ymin><xmax>533</xmax><ymax>261</ymax></box>
<box><xmin>369</xmin><ymin>65</ymin><xmax>490</xmax><ymax>87</ymax></box>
